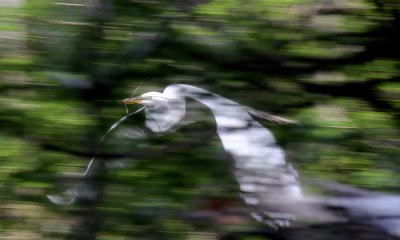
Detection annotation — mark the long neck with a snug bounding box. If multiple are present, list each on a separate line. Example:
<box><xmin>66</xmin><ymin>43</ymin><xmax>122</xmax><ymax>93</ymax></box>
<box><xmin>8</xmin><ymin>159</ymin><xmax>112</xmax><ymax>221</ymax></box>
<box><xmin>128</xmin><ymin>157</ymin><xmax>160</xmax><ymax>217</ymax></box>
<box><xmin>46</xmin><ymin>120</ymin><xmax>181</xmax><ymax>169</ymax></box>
<box><xmin>167</xmin><ymin>84</ymin><xmax>256</xmax><ymax>132</ymax></box>
<box><xmin>169</xmin><ymin>84</ymin><xmax>278</xmax><ymax>147</ymax></box>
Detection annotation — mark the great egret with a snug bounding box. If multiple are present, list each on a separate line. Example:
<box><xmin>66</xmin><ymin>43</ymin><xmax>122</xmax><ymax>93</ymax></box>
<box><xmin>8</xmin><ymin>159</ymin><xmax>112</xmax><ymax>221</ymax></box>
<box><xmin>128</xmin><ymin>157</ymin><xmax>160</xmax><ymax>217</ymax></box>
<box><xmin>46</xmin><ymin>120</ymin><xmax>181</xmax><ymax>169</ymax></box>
<box><xmin>49</xmin><ymin>83</ymin><xmax>400</xmax><ymax>237</ymax></box>
<box><xmin>123</xmin><ymin>84</ymin><xmax>302</xmax><ymax>227</ymax></box>
<box><xmin>49</xmin><ymin>83</ymin><xmax>301</xmax><ymax>227</ymax></box>
<box><xmin>122</xmin><ymin>84</ymin><xmax>400</xmax><ymax>236</ymax></box>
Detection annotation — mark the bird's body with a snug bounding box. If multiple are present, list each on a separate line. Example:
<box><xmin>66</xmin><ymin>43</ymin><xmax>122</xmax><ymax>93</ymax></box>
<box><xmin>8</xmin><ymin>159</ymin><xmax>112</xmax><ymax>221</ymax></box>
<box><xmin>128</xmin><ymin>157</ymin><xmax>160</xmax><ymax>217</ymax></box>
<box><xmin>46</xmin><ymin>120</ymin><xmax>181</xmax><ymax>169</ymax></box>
<box><xmin>132</xmin><ymin>84</ymin><xmax>302</xmax><ymax>226</ymax></box>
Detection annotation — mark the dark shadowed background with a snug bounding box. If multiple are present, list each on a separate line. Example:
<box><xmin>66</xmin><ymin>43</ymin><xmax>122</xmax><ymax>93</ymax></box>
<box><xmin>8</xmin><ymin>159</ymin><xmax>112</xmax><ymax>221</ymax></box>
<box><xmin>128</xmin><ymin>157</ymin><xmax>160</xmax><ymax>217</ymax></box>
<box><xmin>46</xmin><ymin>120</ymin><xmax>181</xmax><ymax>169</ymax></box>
<box><xmin>0</xmin><ymin>0</ymin><xmax>399</xmax><ymax>239</ymax></box>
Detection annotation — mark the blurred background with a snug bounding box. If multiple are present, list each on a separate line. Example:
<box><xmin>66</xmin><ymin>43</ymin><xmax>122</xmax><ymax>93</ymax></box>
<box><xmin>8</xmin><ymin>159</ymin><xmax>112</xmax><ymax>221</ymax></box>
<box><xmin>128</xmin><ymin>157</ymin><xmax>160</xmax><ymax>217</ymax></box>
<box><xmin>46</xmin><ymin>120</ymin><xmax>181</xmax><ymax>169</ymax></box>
<box><xmin>0</xmin><ymin>0</ymin><xmax>399</xmax><ymax>239</ymax></box>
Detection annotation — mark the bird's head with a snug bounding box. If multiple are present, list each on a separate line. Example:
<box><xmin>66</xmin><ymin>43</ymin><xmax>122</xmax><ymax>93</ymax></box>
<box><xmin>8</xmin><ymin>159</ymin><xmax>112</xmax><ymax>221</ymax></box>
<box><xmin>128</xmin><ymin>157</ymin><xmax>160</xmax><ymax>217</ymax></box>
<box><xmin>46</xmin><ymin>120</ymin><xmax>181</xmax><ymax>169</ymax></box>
<box><xmin>121</xmin><ymin>90</ymin><xmax>185</xmax><ymax>132</ymax></box>
<box><xmin>120</xmin><ymin>91</ymin><xmax>166</xmax><ymax>108</ymax></box>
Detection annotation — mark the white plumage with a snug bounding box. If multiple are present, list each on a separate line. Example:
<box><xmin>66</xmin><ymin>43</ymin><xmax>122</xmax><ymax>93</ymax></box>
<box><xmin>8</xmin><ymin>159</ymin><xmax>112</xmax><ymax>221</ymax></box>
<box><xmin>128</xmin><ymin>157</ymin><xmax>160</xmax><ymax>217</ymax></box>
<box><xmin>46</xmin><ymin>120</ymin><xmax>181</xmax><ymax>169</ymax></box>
<box><xmin>135</xmin><ymin>84</ymin><xmax>302</xmax><ymax>226</ymax></box>
<box><xmin>49</xmin><ymin>84</ymin><xmax>400</xmax><ymax>238</ymax></box>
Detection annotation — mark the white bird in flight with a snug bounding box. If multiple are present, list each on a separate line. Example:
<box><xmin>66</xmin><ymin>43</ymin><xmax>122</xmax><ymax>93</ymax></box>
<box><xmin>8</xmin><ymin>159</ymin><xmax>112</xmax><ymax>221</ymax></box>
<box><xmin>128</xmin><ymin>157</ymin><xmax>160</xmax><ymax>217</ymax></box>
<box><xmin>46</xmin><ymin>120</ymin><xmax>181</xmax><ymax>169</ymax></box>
<box><xmin>49</xmin><ymin>83</ymin><xmax>301</xmax><ymax>227</ymax></box>
<box><xmin>121</xmin><ymin>83</ymin><xmax>302</xmax><ymax>227</ymax></box>
<box><xmin>49</xmin><ymin>84</ymin><xmax>400</xmax><ymax>237</ymax></box>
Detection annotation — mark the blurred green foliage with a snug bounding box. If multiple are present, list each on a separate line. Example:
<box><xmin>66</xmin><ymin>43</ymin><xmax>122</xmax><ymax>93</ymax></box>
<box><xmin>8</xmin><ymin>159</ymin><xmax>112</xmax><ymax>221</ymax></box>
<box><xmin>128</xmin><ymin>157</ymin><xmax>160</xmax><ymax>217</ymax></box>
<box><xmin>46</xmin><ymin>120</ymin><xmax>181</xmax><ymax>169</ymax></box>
<box><xmin>0</xmin><ymin>0</ymin><xmax>399</xmax><ymax>239</ymax></box>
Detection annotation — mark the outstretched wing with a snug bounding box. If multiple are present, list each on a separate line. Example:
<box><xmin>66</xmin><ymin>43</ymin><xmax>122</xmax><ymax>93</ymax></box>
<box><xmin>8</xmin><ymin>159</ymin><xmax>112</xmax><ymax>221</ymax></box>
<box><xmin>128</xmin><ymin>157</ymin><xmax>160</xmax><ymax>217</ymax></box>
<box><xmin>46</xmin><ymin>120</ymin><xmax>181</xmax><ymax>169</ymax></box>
<box><xmin>174</xmin><ymin>84</ymin><xmax>303</xmax><ymax>227</ymax></box>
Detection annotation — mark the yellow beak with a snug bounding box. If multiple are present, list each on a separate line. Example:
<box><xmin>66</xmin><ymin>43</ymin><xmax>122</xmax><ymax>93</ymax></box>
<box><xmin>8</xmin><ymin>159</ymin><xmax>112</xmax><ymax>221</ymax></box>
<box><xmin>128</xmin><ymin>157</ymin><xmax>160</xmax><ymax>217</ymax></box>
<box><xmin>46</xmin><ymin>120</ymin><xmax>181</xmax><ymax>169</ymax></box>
<box><xmin>121</xmin><ymin>97</ymin><xmax>143</xmax><ymax>105</ymax></box>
